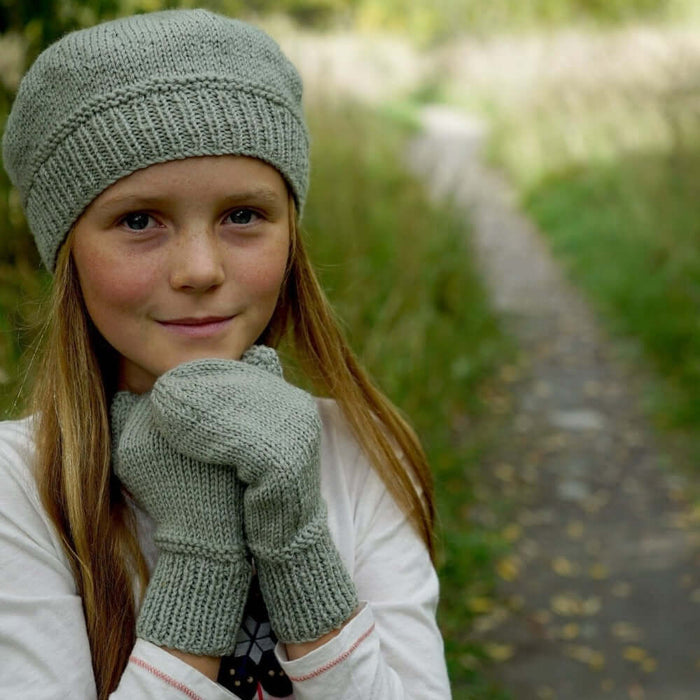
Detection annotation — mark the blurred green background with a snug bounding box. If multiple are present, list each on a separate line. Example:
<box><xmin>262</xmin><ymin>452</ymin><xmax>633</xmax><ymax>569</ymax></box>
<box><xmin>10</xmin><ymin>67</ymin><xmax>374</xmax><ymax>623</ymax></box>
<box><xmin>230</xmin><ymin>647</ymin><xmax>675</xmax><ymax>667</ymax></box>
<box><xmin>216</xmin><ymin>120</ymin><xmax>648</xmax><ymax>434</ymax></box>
<box><xmin>2</xmin><ymin>1</ymin><xmax>700</xmax><ymax>697</ymax></box>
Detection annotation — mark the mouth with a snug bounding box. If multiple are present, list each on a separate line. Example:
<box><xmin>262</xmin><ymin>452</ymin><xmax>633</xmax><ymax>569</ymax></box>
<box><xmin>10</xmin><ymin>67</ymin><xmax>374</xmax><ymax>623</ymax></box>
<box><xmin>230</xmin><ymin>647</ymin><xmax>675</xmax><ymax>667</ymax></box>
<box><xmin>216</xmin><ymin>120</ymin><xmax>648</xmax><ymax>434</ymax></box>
<box><xmin>157</xmin><ymin>315</ymin><xmax>235</xmax><ymax>338</ymax></box>
<box><xmin>162</xmin><ymin>316</ymin><xmax>232</xmax><ymax>325</ymax></box>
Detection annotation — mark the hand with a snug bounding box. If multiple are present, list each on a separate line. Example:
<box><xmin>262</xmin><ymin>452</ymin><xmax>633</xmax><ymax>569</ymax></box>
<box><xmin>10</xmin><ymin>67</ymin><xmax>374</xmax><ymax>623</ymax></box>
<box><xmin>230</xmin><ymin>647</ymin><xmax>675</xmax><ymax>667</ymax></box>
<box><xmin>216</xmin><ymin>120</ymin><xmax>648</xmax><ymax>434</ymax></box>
<box><xmin>150</xmin><ymin>345</ymin><xmax>358</xmax><ymax>643</ymax></box>
<box><xmin>111</xmin><ymin>389</ymin><xmax>251</xmax><ymax>656</ymax></box>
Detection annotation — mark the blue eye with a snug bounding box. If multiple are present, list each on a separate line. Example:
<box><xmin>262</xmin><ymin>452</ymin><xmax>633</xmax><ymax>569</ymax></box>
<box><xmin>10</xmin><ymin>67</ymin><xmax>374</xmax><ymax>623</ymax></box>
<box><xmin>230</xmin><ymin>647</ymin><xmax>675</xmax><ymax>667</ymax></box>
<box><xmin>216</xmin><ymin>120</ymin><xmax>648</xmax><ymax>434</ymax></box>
<box><xmin>121</xmin><ymin>212</ymin><xmax>152</xmax><ymax>230</ymax></box>
<box><xmin>227</xmin><ymin>209</ymin><xmax>258</xmax><ymax>225</ymax></box>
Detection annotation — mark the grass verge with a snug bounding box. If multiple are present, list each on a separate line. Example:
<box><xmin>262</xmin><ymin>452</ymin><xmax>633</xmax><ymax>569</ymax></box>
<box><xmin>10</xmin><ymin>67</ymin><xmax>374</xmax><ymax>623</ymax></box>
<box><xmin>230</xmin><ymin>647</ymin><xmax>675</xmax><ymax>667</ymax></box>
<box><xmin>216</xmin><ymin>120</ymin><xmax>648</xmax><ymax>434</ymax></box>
<box><xmin>482</xmin><ymin>80</ymin><xmax>700</xmax><ymax>454</ymax></box>
<box><xmin>303</xmin><ymin>99</ymin><xmax>513</xmax><ymax>696</ymax></box>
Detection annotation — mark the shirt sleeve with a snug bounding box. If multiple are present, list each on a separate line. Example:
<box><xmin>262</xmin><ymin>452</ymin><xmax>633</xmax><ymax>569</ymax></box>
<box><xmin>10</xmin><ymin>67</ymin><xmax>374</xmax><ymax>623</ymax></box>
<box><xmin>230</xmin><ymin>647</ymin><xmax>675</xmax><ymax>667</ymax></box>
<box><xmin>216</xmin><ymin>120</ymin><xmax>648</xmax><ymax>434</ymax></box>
<box><xmin>115</xmin><ymin>640</ymin><xmax>237</xmax><ymax>698</ymax></box>
<box><xmin>0</xmin><ymin>420</ymin><xmax>238</xmax><ymax>700</ymax></box>
<box><xmin>275</xmin><ymin>409</ymin><xmax>452</xmax><ymax>699</ymax></box>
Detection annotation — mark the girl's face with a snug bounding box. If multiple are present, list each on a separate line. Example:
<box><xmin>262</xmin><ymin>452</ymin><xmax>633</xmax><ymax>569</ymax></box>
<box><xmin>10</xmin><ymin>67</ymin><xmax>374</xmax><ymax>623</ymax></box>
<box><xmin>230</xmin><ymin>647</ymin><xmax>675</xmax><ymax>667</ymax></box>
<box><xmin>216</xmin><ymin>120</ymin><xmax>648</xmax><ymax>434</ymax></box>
<box><xmin>71</xmin><ymin>155</ymin><xmax>291</xmax><ymax>394</ymax></box>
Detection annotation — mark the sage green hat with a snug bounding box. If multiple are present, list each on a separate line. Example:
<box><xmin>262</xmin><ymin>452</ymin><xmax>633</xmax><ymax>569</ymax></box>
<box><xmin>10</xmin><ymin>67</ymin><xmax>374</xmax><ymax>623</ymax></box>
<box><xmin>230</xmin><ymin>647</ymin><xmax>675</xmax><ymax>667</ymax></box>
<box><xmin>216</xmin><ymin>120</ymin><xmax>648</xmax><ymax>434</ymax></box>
<box><xmin>1</xmin><ymin>9</ymin><xmax>309</xmax><ymax>271</ymax></box>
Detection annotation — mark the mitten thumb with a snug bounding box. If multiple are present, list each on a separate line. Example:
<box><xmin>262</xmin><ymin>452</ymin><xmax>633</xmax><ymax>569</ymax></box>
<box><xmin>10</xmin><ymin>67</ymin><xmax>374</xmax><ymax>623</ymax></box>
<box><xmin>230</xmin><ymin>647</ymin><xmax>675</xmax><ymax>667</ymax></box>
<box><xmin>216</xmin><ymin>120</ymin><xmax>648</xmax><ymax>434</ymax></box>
<box><xmin>150</xmin><ymin>359</ymin><xmax>239</xmax><ymax>464</ymax></box>
<box><xmin>240</xmin><ymin>344</ymin><xmax>284</xmax><ymax>377</ymax></box>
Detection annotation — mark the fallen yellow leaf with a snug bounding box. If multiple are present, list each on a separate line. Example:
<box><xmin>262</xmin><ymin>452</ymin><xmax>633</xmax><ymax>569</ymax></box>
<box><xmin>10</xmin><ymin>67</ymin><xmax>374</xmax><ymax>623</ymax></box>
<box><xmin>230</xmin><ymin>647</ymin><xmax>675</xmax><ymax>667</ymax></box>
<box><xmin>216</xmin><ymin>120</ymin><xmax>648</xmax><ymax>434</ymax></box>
<box><xmin>552</xmin><ymin>557</ymin><xmax>579</xmax><ymax>577</ymax></box>
<box><xmin>589</xmin><ymin>563</ymin><xmax>609</xmax><ymax>580</ymax></box>
<box><xmin>551</xmin><ymin>593</ymin><xmax>582</xmax><ymax>616</ymax></box>
<box><xmin>641</xmin><ymin>658</ymin><xmax>658</xmax><ymax>673</ymax></box>
<box><xmin>468</xmin><ymin>596</ymin><xmax>495</xmax><ymax>614</ymax></box>
<box><xmin>473</xmin><ymin>608</ymin><xmax>509</xmax><ymax>634</ymax></box>
<box><xmin>502</xmin><ymin>523</ymin><xmax>523</xmax><ymax>542</ymax></box>
<box><xmin>561</xmin><ymin>623</ymin><xmax>580</xmax><ymax>640</ymax></box>
<box><xmin>564</xmin><ymin>644</ymin><xmax>605</xmax><ymax>670</ymax></box>
<box><xmin>497</xmin><ymin>556</ymin><xmax>520</xmax><ymax>582</ymax></box>
<box><xmin>485</xmin><ymin>643</ymin><xmax>514</xmax><ymax>662</ymax></box>
<box><xmin>589</xmin><ymin>651</ymin><xmax>606</xmax><ymax>671</ymax></box>
<box><xmin>566</xmin><ymin>521</ymin><xmax>585</xmax><ymax>539</ymax></box>
<box><xmin>582</xmin><ymin>596</ymin><xmax>602</xmax><ymax>616</ymax></box>
<box><xmin>472</xmin><ymin>608</ymin><xmax>508</xmax><ymax>634</ymax></box>
<box><xmin>551</xmin><ymin>593</ymin><xmax>601</xmax><ymax>617</ymax></box>
<box><xmin>623</xmin><ymin>646</ymin><xmax>648</xmax><ymax>662</ymax></box>
<box><xmin>611</xmin><ymin>621</ymin><xmax>644</xmax><ymax>643</ymax></box>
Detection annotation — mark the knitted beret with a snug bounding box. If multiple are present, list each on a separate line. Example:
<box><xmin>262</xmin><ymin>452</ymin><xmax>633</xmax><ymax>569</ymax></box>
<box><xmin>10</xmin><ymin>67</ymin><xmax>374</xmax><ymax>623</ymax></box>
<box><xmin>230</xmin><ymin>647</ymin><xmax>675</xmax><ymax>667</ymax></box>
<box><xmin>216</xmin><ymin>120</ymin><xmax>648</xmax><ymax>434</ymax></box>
<box><xmin>1</xmin><ymin>9</ymin><xmax>309</xmax><ymax>271</ymax></box>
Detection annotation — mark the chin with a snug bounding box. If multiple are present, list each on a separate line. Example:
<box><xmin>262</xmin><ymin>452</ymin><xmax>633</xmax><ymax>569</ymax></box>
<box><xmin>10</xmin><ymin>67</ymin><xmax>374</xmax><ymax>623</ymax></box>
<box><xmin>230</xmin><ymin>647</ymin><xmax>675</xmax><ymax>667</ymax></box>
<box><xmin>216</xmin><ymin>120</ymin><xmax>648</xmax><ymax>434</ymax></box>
<box><xmin>169</xmin><ymin>346</ymin><xmax>247</xmax><ymax>367</ymax></box>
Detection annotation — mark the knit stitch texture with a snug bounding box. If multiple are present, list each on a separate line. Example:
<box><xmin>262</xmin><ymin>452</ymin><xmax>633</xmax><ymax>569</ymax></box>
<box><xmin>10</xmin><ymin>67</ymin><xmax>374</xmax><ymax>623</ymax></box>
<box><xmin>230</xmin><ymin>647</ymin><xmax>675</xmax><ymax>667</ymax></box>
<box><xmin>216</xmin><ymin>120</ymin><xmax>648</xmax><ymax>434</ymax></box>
<box><xmin>111</xmin><ymin>390</ymin><xmax>252</xmax><ymax>655</ymax></box>
<box><xmin>151</xmin><ymin>346</ymin><xmax>359</xmax><ymax>643</ymax></box>
<box><xmin>2</xmin><ymin>9</ymin><xmax>309</xmax><ymax>271</ymax></box>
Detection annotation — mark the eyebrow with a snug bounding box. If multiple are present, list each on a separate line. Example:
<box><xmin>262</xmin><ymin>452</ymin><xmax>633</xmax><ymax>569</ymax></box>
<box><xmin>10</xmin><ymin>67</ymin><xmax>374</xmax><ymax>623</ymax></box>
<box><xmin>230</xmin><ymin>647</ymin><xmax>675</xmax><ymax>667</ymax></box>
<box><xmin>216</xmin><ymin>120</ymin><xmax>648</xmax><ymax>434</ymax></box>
<box><xmin>95</xmin><ymin>186</ymin><xmax>284</xmax><ymax>211</ymax></box>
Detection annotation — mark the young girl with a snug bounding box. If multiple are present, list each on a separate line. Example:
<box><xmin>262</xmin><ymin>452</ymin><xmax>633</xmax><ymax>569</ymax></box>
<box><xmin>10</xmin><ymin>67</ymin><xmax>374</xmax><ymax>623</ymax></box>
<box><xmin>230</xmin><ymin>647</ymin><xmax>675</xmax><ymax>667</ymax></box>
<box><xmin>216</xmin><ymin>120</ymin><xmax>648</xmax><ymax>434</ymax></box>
<box><xmin>0</xmin><ymin>9</ymin><xmax>451</xmax><ymax>699</ymax></box>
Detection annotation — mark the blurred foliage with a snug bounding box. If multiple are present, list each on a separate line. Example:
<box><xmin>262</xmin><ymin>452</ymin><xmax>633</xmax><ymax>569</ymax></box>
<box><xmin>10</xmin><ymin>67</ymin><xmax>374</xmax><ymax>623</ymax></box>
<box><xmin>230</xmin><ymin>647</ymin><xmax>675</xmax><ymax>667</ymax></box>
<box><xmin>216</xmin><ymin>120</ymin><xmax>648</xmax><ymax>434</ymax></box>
<box><xmin>303</xmin><ymin>99</ymin><xmax>513</xmax><ymax>697</ymax></box>
<box><xmin>524</xmin><ymin>146</ymin><xmax>700</xmax><ymax>431</ymax></box>
<box><xmin>0</xmin><ymin>0</ymin><xmax>122</xmax><ymax>67</ymax></box>
<box><xmin>0</xmin><ymin>0</ymin><xmax>697</xmax><ymax>63</ymax></box>
<box><xmin>0</xmin><ymin>0</ymin><xmax>356</xmax><ymax>67</ymax></box>
<box><xmin>354</xmin><ymin>0</ymin><xmax>693</xmax><ymax>43</ymax></box>
<box><xmin>482</xmin><ymin>59</ymin><xmax>700</xmax><ymax>445</ymax></box>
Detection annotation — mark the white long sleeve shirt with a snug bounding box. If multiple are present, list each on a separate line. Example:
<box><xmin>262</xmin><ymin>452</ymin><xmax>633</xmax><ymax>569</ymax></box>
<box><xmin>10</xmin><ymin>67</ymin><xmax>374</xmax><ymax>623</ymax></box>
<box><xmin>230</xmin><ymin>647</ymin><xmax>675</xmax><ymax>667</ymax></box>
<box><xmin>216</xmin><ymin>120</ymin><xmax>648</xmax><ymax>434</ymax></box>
<box><xmin>0</xmin><ymin>398</ymin><xmax>451</xmax><ymax>699</ymax></box>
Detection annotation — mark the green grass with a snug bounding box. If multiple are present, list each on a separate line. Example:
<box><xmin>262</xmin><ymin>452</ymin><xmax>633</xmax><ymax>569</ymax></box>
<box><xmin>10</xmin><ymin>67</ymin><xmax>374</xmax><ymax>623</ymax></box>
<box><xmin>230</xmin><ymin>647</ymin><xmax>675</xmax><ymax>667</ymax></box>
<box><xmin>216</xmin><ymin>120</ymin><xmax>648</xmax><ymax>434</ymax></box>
<box><xmin>353</xmin><ymin>0</ymin><xmax>699</xmax><ymax>44</ymax></box>
<box><xmin>303</xmin><ymin>99</ymin><xmax>513</xmax><ymax>696</ymax></box>
<box><xmin>483</xmin><ymin>80</ymin><xmax>700</xmax><ymax>448</ymax></box>
<box><xmin>525</xmin><ymin>153</ymin><xmax>700</xmax><ymax>426</ymax></box>
<box><xmin>0</xmin><ymin>259</ymin><xmax>47</xmax><ymax>416</ymax></box>
<box><xmin>0</xmin><ymin>125</ymin><xmax>47</xmax><ymax>415</ymax></box>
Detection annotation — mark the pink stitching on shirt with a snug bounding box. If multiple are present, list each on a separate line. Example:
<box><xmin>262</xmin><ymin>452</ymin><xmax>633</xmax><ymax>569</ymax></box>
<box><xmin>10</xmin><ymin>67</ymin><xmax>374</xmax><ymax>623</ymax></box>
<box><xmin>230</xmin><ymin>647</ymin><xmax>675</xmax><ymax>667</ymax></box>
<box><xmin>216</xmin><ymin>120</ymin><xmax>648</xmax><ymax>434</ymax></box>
<box><xmin>129</xmin><ymin>655</ymin><xmax>205</xmax><ymax>700</ymax></box>
<box><xmin>287</xmin><ymin>623</ymin><xmax>376</xmax><ymax>682</ymax></box>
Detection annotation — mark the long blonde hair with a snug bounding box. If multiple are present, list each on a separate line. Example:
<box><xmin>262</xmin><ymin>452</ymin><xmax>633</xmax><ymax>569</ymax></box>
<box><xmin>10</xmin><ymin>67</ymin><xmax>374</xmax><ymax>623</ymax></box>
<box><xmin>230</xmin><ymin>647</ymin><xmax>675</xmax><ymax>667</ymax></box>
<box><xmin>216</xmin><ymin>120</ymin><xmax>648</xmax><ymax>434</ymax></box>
<box><xmin>29</xmin><ymin>196</ymin><xmax>435</xmax><ymax>698</ymax></box>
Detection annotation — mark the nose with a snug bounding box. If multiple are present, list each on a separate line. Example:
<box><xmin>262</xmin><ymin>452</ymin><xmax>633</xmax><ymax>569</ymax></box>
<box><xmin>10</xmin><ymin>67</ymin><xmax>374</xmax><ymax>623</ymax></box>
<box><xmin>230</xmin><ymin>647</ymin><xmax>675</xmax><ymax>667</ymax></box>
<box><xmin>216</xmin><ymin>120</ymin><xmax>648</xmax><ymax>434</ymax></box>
<box><xmin>169</xmin><ymin>227</ymin><xmax>226</xmax><ymax>292</ymax></box>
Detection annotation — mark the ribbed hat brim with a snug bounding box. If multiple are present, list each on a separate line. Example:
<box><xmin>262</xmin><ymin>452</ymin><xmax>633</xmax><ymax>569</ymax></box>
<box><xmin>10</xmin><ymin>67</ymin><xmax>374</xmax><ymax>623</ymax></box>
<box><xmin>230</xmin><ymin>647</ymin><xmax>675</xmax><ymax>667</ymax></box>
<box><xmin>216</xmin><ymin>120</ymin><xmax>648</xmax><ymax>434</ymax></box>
<box><xmin>26</xmin><ymin>79</ymin><xmax>309</xmax><ymax>270</ymax></box>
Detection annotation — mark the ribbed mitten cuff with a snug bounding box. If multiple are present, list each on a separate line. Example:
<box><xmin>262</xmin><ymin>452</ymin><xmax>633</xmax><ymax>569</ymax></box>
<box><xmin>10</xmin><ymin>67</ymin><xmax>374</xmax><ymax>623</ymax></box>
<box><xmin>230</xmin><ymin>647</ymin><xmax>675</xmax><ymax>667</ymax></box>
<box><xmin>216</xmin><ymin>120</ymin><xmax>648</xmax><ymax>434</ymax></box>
<box><xmin>254</xmin><ymin>525</ymin><xmax>358</xmax><ymax>643</ymax></box>
<box><xmin>137</xmin><ymin>551</ymin><xmax>252</xmax><ymax>656</ymax></box>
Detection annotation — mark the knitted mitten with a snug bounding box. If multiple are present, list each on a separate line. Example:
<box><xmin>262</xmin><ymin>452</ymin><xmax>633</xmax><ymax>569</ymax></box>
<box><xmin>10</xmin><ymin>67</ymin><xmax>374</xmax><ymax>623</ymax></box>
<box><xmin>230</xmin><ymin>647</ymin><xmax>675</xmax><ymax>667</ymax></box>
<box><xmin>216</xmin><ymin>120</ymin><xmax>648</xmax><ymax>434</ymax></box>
<box><xmin>150</xmin><ymin>346</ymin><xmax>358</xmax><ymax>643</ymax></box>
<box><xmin>111</xmin><ymin>390</ymin><xmax>251</xmax><ymax>655</ymax></box>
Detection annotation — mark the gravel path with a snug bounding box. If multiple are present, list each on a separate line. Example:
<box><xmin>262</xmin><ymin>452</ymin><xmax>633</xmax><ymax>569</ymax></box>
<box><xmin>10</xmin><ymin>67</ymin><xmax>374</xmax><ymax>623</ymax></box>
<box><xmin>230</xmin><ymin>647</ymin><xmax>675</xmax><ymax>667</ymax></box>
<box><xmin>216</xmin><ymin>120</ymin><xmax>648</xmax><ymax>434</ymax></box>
<box><xmin>408</xmin><ymin>105</ymin><xmax>700</xmax><ymax>700</ymax></box>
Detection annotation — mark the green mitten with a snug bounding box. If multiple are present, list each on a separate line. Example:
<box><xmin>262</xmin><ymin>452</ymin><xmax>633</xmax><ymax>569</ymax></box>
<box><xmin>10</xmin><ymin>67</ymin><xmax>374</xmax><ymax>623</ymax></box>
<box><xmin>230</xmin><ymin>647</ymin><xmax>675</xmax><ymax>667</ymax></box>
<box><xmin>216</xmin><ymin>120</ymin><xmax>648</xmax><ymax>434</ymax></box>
<box><xmin>111</xmin><ymin>390</ymin><xmax>251</xmax><ymax>655</ymax></box>
<box><xmin>150</xmin><ymin>346</ymin><xmax>358</xmax><ymax>643</ymax></box>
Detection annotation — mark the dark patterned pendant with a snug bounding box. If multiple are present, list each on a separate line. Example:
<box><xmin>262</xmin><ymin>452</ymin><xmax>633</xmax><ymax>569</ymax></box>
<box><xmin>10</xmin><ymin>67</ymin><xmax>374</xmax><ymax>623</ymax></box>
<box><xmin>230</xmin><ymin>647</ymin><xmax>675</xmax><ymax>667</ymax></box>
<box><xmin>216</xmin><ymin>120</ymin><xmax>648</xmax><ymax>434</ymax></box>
<box><xmin>218</xmin><ymin>574</ymin><xmax>293</xmax><ymax>699</ymax></box>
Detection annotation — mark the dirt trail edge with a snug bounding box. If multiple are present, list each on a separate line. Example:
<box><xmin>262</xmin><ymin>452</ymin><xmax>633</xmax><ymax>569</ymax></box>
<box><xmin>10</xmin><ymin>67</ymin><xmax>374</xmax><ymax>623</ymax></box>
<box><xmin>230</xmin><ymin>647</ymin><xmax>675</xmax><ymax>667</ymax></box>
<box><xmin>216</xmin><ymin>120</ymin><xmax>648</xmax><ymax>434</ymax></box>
<box><xmin>408</xmin><ymin>105</ymin><xmax>700</xmax><ymax>700</ymax></box>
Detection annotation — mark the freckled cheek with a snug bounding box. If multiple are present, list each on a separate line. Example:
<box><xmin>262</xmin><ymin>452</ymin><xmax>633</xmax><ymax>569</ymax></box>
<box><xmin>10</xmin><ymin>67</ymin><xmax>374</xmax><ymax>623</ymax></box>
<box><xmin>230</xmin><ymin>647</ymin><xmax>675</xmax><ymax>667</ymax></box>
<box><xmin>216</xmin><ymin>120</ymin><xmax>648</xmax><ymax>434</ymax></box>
<box><xmin>236</xmin><ymin>247</ymin><xmax>289</xmax><ymax>301</ymax></box>
<box><xmin>77</xmin><ymin>255</ymin><xmax>159</xmax><ymax>325</ymax></box>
